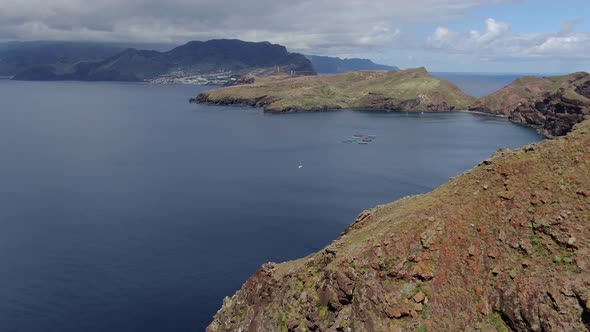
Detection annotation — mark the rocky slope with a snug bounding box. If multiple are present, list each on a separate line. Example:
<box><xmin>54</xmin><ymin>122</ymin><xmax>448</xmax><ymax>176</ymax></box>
<box><xmin>207</xmin><ymin>119</ymin><xmax>590</xmax><ymax>332</ymax></box>
<box><xmin>470</xmin><ymin>72</ymin><xmax>590</xmax><ymax>137</ymax></box>
<box><xmin>192</xmin><ymin>68</ymin><xmax>475</xmax><ymax>113</ymax></box>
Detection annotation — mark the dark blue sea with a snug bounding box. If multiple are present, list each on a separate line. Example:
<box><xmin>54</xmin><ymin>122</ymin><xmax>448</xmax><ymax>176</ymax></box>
<box><xmin>0</xmin><ymin>78</ymin><xmax>542</xmax><ymax>331</ymax></box>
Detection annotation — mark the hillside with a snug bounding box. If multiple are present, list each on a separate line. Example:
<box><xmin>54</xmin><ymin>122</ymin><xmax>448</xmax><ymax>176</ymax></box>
<box><xmin>193</xmin><ymin>67</ymin><xmax>475</xmax><ymax>113</ymax></box>
<box><xmin>5</xmin><ymin>39</ymin><xmax>315</xmax><ymax>82</ymax></box>
<box><xmin>207</xmin><ymin>117</ymin><xmax>590</xmax><ymax>332</ymax></box>
<box><xmin>306</xmin><ymin>55</ymin><xmax>398</xmax><ymax>74</ymax></box>
<box><xmin>0</xmin><ymin>41</ymin><xmax>125</xmax><ymax>78</ymax></box>
<box><xmin>470</xmin><ymin>72</ymin><xmax>590</xmax><ymax>137</ymax></box>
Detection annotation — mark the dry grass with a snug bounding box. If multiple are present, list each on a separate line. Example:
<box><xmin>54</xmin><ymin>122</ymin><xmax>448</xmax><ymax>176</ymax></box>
<box><xmin>199</xmin><ymin>68</ymin><xmax>476</xmax><ymax>112</ymax></box>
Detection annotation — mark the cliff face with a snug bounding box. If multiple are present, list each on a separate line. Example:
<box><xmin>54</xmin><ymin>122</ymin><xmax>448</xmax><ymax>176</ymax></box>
<box><xmin>193</xmin><ymin>68</ymin><xmax>476</xmax><ymax>113</ymax></box>
<box><xmin>207</xmin><ymin>120</ymin><xmax>590</xmax><ymax>332</ymax></box>
<box><xmin>470</xmin><ymin>73</ymin><xmax>590</xmax><ymax>137</ymax></box>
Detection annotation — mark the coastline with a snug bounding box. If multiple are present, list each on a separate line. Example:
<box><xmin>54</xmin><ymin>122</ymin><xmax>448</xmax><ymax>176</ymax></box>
<box><xmin>192</xmin><ymin>95</ymin><xmax>554</xmax><ymax>137</ymax></box>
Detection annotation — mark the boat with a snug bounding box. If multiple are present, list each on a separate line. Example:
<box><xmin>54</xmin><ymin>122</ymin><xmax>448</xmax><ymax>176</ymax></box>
<box><xmin>362</xmin><ymin>138</ymin><xmax>373</xmax><ymax>142</ymax></box>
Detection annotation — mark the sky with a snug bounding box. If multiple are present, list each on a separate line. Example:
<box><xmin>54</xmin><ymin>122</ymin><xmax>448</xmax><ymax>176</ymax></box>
<box><xmin>0</xmin><ymin>0</ymin><xmax>589</xmax><ymax>73</ymax></box>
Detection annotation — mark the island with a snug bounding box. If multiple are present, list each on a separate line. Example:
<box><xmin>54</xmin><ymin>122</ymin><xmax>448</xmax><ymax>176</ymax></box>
<box><xmin>192</xmin><ymin>67</ymin><xmax>476</xmax><ymax>113</ymax></box>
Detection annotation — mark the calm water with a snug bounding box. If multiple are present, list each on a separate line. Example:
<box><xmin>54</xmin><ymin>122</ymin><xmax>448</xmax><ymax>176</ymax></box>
<box><xmin>432</xmin><ymin>72</ymin><xmax>523</xmax><ymax>97</ymax></box>
<box><xmin>0</xmin><ymin>80</ymin><xmax>542</xmax><ymax>331</ymax></box>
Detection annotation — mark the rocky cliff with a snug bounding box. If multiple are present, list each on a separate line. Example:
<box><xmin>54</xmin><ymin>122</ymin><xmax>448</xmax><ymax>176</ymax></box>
<box><xmin>207</xmin><ymin>119</ymin><xmax>590</xmax><ymax>332</ymax></box>
<box><xmin>470</xmin><ymin>72</ymin><xmax>590</xmax><ymax>137</ymax></box>
<box><xmin>192</xmin><ymin>68</ymin><xmax>475</xmax><ymax>113</ymax></box>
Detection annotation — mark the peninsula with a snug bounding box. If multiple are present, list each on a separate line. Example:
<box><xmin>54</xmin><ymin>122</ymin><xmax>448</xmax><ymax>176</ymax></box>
<box><xmin>193</xmin><ymin>69</ymin><xmax>590</xmax><ymax>137</ymax></box>
<box><xmin>470</xmin><ymin>72</ymin><xmax>590</xmax><ymax>137</ymax></box>
<box><xmin>192</xmin><ymin>67</ymin><xmax>476</xmax><ymax>113</ymax></box>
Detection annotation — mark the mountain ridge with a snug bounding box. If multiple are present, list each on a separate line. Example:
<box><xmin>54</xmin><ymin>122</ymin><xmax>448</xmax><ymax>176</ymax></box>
<box><xmin>3</xmin><ymin>39</ymin><xmax>315</xmax><ymax>82</ymax></box>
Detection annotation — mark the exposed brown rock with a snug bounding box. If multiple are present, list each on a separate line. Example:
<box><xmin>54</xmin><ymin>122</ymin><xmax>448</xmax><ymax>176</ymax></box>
<box><xmin>413</xmin><ymin>292</ymin><xmax>426</xmax><ymax>303</ymax></box>
<box><xmin>470</xmin><ymin>72</ymin><xmax>590</xmax><ymax>137</ymax></box>
<box><xmin>206</xmin><ymin>121</ymin><xmax>590</xmax><ymax>331</ymax></box>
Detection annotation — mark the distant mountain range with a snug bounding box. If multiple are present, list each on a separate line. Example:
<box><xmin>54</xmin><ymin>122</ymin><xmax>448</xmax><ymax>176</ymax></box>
<box><xmin>0</xmin><ymin>40</ymin><xmax>399</xmax><ymax>83</ymax></box>
<box><xmin>0</xmin><ymin>39</ymin><xmax>315</xmax><ymax>82</ymax></box>
<box><xmin>306</xmin><ymin>55</ymin><xmax>398</xmax><ymax>74</ymax></box>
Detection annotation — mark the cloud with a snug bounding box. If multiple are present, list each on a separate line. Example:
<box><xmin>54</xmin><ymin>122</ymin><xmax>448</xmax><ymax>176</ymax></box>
<box><xmin>426</xmin><ymin>17</ymin><xmax>590</xmax><ymax>60</ymax></box>
<box><xmin>0</xmin><ymin>0</ymin><xmax>515</xmax><ymax>54</ymax></box>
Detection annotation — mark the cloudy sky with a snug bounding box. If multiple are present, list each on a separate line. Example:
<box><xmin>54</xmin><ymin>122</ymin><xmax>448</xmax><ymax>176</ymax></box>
<box><xmin>1</xmin><ymin>0</ymin><xmax>589</xmax><ymax>72</ymax></box>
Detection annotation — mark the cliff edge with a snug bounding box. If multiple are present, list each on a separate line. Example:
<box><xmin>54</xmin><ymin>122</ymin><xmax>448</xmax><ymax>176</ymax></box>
<box><xmin>470</xmin><ymin>72</ymin><xmax>590</xmax><ymax>137</ymax></box>
<box><xmin>207</xmin><ymin>119</ymin><xmax>590</xmax><ymax>332</ymax></box>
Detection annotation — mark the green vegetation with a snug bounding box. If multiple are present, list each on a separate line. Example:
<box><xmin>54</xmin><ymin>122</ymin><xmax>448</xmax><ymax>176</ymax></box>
<box><xmin>487</xmin><ymin>312</ymin><xmax>510</xmax><ymax>332</ymax></box>
<box><xmin>417</xmin><ymin>323</ymin><xmax>427</xmax><ymax>332</ymax></box>
<box><xmin>196</xmin><ymin>67</ymin><xmax>476</xmax><ymax>113</ymax></box>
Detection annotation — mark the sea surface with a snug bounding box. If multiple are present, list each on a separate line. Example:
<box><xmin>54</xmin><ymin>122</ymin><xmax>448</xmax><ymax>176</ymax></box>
<box><xmin>432</xmin><ymin>72</ymin><xmax>523</xmax><ymax>97</ymax></box>
<box><xmin>0</xmin><ymin>79</ymin><xmax>542</xmax><ymax>331</ymax></box>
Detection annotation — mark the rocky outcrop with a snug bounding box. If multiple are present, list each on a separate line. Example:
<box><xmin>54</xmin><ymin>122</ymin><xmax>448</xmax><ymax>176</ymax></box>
<box><xmin>355</xmin><ymin>92</ymin><xmax>457</xmax><ymax>112</ymax></box>
<box><xmin>207</xmin><ymin>120</ymin><xmax>590</xmax><ymax>332</ymax></box>
<box><xmin>470</xmin><ymin>72</ymin><xmax>590</xmax><ymax>137</ymax></box>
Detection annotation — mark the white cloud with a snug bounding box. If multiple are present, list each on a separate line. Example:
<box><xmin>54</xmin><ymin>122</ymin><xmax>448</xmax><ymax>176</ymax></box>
<box><xmin>0</xmin><ymin>0</ymin><xmax>515</xmax><ymax>54</ymax></box>
<box><xmin>426</xmin><ymin>17</ymin><xmax>590</xmax><ymax>60</ymax></box>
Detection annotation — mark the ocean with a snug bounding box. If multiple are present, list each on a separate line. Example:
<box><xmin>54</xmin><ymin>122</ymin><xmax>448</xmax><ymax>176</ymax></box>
<box><xmin>0</xmin><ymin>77</ymin><xmax>541</xmax><ymax>331</ymax></box>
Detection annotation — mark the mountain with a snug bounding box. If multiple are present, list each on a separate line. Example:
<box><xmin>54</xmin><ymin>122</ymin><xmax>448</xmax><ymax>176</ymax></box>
<box><xmin>6</xmin><ymin>39</ymin><xmax>315</xmax><ymax>81</ymax></box>
<box><xmin>470</xmin><ymin>72</ymin><xmax>590</xmax><ymax>137</ymax></box>
<box><xmin>64</xmin><ymin>48</ymin><xmax>171</xmax><ymax>81</ymax></box>
<box><xmin>0</xmin><ymin>41</ymin><xmax>125</xmax><ymax>78</ymax></box>
<box><xmin>307</xmin><ymin>55</ymin><xmax>398</xmax><ymax>74</ymax></box>
<box><xmin>207</xmin><ymin>115</ymin><xmax>590</xmax><ymax>331</ymax></box>
<box><xmin>193</xmin><ymin>67</ymin><xmax>475</xmax><ymax>113</ymax></box>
